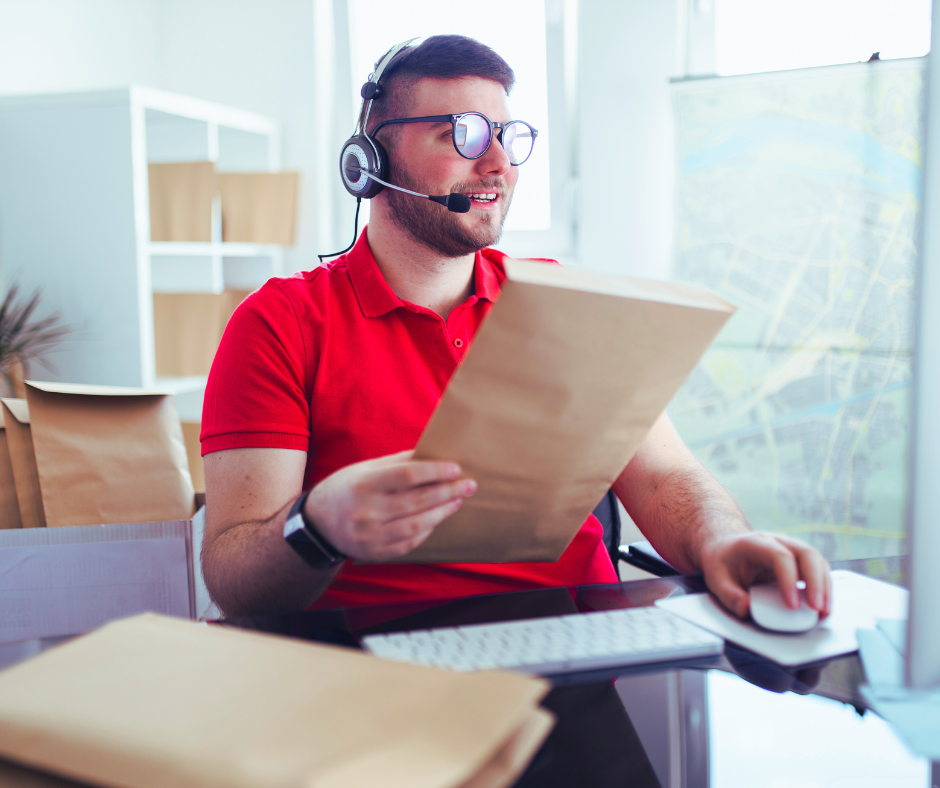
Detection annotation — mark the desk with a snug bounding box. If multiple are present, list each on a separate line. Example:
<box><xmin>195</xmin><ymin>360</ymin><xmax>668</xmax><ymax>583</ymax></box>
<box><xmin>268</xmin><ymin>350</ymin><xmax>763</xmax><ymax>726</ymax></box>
<box><xmin>221</xmin><ymin>557</ymin><xmax>931</xmax><ymax>788</ymax></box>
<box><xmin>0</xmin><ymin>558</ymin><xmax>931</xmax><ymax>788</ymax></box>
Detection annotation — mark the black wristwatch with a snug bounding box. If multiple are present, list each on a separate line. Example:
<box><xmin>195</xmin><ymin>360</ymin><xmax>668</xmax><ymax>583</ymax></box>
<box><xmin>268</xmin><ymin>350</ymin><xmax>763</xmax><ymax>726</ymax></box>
<box><xmin>283</xmin><ymin>490</ymin><xmax>346</xmax><ymax>571</ymax></box>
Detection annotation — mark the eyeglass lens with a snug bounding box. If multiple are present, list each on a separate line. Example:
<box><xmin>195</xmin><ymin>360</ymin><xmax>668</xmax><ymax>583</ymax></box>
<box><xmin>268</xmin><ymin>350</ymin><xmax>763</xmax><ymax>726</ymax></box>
<box><xmin>454</xmin><ymin>114</ymin><xmax>534</xmax><ymax>165</ymax></box>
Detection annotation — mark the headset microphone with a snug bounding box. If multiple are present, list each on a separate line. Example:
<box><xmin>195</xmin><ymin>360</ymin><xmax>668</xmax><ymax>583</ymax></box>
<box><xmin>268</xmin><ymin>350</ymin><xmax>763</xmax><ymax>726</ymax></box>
<box><xmin>348</xmin><ymin>166</ymin><xmax>471</xmax><ymax>213</ymax></box>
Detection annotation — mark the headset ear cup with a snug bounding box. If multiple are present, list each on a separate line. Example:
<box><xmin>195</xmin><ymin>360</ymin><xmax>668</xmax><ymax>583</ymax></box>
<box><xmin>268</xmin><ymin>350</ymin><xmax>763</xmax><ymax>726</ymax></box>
<box><xmin>339</xmin><ymin>135</ymin><xmax>388</xmax><ymax>200</ymax></box>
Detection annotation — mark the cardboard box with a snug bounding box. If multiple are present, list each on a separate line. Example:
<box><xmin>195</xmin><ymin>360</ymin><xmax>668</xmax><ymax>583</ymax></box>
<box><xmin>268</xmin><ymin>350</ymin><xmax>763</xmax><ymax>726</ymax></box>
<box><xmin>0</xmin><ymin>499</ymin><xmax>219</xmax><ymax>654</ymax></box>
<box><xmin>220</xmin><ymin>171</ymin><xmax>299</xmax><ymax>244</ymax></box>
<box><xmin>148</xmin><ymin>161</ymin><xmax>216</xmax><ymax>242</ymax></box>
<box><xmin>153</xmin><ymin>290</ymin><xmax>251</xmax><ymax>377</ymax></box>
<box><xmin>0</xmin><ymin>517</ymin><xmax>195</xmax><ymax>645</ymax></box>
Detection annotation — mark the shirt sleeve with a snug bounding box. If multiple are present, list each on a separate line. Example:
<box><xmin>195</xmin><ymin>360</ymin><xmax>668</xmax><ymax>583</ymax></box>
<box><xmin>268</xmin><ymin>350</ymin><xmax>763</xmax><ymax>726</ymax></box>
<box><xmin>200</xmin><ymin>281</ymin><xmax>312</xmax><ymax>455</ymax></box>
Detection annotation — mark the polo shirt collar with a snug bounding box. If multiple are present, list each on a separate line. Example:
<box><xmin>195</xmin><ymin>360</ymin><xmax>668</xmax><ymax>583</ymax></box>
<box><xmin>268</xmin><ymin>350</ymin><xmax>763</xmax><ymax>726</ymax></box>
<box><xmin>474</xmin><ymin>248</ymin><xmax>502</xmax><ymax>304</ymax></box>
<box><xmin>345</xmin><ymin>228</ymin><xmax>502</xmax><ymax>318</ymax></box>
<box><xmin>345</xmin><ymin>231</ymin><xmax>402</xmax><ymax>318</ymax></box>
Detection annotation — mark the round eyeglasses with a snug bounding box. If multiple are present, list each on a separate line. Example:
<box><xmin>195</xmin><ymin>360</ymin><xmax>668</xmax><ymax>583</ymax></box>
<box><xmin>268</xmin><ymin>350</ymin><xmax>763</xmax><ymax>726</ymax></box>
<box><xmin>371</xmin><ymin>112</ymin><xmax>538</xmax><ymax>165</ymax></box>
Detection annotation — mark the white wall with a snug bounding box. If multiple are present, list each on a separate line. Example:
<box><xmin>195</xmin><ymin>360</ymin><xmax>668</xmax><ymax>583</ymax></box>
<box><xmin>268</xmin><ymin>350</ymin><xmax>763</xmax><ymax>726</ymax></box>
<box><xmin>153</xmin><ymin>0</ymin><xmax>321</xmax><ymax>273</ymax></box>
<box><xmin>0</xmin><ymin>0</ymin><xmax>159</xmax><ymax>94</ymax></box>
<box><xmin>0</xmin><ymin>0</ymin><xmax>322</xmax><ymax>274</ymax></box>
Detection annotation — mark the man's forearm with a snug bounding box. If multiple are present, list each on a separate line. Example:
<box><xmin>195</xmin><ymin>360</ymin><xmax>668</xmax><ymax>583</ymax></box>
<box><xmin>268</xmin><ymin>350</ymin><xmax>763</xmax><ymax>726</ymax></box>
<box><xmin>619</xmin><ymin>464</ymin><xmax>749</xmax><ymax>575</ymax></box>
<box><xmin>201</xmin><ymin>502</ymin><xmax>341</xmax><ymax>617</ymax></box>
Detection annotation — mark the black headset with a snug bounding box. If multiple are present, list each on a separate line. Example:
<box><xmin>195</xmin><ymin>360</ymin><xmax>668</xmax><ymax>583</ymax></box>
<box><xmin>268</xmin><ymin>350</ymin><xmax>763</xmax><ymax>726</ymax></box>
<box><xmin>339</xmin><ymin>38</ymin><xmax>416</xmax><ymax>201</ymax></box>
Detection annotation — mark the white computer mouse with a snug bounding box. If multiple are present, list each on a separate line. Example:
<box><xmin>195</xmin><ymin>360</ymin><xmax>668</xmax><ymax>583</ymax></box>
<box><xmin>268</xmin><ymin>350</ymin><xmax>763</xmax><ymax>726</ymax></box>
<box><xmin>749</xmin><ymin>583</ymin><xmax>820</xmax><ymax>633</ymax></box>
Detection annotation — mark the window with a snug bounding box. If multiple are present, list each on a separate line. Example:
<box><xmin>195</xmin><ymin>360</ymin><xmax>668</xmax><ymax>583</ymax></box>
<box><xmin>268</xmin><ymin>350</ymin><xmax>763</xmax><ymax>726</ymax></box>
<box><xmin>715</xmin><ymin>0</ymin><xmax>931</xmax><ymax>75</ymax></box>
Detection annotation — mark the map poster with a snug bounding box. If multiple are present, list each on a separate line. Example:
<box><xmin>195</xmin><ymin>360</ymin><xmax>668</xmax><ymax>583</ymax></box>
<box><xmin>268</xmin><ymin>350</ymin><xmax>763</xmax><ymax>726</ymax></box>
<box><xmin>670</xmin><ymin>58</ymin><xmax>925</xmax><ymax>562</ymax></box>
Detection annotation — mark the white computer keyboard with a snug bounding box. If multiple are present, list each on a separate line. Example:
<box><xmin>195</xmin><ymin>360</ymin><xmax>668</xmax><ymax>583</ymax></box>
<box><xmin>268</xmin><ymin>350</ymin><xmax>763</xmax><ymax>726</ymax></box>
<box><xmin>362</xmin><ymin>606</ymin><xmax>724</xmax><ymax>675</ymax></box>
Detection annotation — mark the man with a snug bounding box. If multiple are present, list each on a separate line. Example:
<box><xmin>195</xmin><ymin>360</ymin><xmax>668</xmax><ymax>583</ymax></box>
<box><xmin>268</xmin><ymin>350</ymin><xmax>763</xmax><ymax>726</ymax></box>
<box><xmin>200</xmin><ymin>35</ymin><xmax>831</xmax><ymax>619</ymax></box>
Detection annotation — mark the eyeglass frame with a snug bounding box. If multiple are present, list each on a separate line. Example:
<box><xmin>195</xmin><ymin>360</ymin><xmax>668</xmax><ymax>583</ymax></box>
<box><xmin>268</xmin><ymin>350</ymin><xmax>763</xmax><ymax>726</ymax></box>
<box><xmin>370</xmin><ymin>112</ymin><xmax>539</xmax><ymax>165</ymax></box>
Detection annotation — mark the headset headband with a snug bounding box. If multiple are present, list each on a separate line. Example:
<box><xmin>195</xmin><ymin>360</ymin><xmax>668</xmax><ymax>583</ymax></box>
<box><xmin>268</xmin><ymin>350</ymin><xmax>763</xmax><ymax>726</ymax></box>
<box><xmin>356</xmin><ymin>37</ymin><xmax>418</xmax><ymax>136</ymax></box>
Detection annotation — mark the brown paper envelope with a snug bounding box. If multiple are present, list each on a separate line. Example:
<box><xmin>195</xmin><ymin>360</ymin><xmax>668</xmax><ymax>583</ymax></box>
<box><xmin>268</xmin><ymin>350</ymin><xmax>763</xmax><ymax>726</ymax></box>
<box><xmin>0</xmin><ymin>413</ymin><xmax>22</xmax><ymax>529</ymax></box>
<box><xmin>455</xmin><ymin>707</ymin><xmax>554</xmax><ymax>788</ymax></box>
<box><xmin>1</xmin><ymin>399</ymin><xmax>45</xmax><ymax>529</ymax></box>
<box><xmin>25</xmin><ymin>382</ymin><xmax>195</xmax><ymax>528</ymax></box>
<box><xmin>148</xmin><ymin>161</ymin><xmax>216</xmax><ymax>242</ymax></box>
<box><xmin>220</xmin><ymin>172</ymin><xmax>299</xmax><ymax>244</ymax></box>
<box><xmin>153</xmin><ymin>290</ymin><xmax>250</xmax><ymax>377</ymax></box>
<box><xmin>181</xmin><ymin>421</ymin><xmax>205</xmax><ymax>492</ymax></box>
<box><xmin>0</xmin><ymin>614</ymin><xmax>551</xmax><ymax>788</ymax></box>
<box><xmin>406</xmin><ymin>260</ymin><xmax>735</xmax><ymax>564</ymax></box>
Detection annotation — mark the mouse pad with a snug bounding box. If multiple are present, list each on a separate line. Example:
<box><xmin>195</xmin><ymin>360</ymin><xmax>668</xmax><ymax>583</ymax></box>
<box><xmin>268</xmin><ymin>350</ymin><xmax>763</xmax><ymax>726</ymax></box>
<box><xmin>655</xmin><ymin>570</ymin><xmax>908</xmax><ymax>667</ymax></box>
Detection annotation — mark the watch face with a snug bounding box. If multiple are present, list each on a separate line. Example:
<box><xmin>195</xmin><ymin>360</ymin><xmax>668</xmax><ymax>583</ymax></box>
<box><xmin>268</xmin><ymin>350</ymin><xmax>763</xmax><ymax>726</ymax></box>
<box><xmin>284</xmin><ymin>508</ymin><xmax>344</xmax><ymax>570</ymax></box>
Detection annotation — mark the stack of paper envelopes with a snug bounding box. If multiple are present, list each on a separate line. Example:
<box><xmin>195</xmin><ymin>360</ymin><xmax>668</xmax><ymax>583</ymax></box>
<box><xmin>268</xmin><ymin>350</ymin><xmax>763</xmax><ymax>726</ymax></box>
<box><xmin>0</xmin><ymin>614</ymin><xmax>553</xmax><ymax>788</ymax></box>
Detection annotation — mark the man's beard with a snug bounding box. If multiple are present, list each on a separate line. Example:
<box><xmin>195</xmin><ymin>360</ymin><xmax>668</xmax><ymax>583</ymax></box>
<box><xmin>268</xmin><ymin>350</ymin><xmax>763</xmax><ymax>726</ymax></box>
<box><xmin>383</xmin><ymin>168</ymin><xmax>513</xmax><ymax>258</ymax></box>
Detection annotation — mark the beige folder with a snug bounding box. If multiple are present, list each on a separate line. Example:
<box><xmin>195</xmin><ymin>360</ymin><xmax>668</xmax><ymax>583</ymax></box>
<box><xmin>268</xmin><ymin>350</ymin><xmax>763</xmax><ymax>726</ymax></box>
<box><xmin>0</xmin><ymin>614</ymin><xmax>552</xmax><ymax>788</ymax></box>
<box><xmin>406</xmin><ymin>259</ymin><xmax>735</xmax><ymax>564</ymax></box>
<box><xmin>153</xmin><ymin>290</ymin><xmax>251</xmax><ymax>377</ymax></box>
<box><xmin>220</xmin><ymin>172</ymin><xmax>300</xmax><ymax>244</ymax></box>
<box><xmin>148</xmin><ymin>161</ymin><xmax>216</xmax><ymax>242</ymax></box>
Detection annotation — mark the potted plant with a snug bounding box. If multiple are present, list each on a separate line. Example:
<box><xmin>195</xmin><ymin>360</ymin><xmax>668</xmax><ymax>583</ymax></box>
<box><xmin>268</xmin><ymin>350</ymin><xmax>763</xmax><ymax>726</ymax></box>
<box><xmin>0</xmin><ymin>285</ymin><xmax>68</xmax><ymax>398</ymax></box>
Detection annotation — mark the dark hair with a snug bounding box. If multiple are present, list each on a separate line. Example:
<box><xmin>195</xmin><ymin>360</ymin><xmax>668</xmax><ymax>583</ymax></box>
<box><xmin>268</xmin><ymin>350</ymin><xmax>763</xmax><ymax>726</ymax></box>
<box><xmin>366</xmin><ymin>35</ymin><xmax>515</xmax><ymax>143</ymax></box>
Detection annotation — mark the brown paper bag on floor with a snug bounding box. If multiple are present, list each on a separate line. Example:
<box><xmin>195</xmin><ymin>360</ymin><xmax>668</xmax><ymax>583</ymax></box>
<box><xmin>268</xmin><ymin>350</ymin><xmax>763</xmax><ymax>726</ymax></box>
<box><xmin>1</xmin><ymin>398</ymin><xmax>44</xmax><ymax>528</ymax></box>
<box><xmin>0</xmin><ymin>614</ymin><xmax>553</xmax><ymax>788</ymax></box>
<box><xmin>148</xmin><ymin>161</ymin><xmax>216</xmax><ymax>242</ymax></box>
<box><xmin>153</xmin><ymin>290</ymin><xmax>251</xmax><ymax>377</ymax></box>
<box><xmin>0</xmin><ymin>409</ymin><xmax>22</xmax><ymax>529</ymax></box>
<box><xmin>406</xmin><ymin>259</ymin><xmax>735</xmax><ymax>564</ymax></box>
<box><xmin>25</xmin><ymin>382</ymin><xmax>195</xmax><ymax>528</ymax></box>
<box><xmin>220</xmin><ymin>172</ymin><xmax>299</xmax><ymax>244</ymax></box>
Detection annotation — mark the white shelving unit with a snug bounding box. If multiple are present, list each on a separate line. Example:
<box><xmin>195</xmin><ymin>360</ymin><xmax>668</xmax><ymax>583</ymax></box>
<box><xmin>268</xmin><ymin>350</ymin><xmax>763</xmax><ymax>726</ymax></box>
<box><xmin>0</xmin><ymin>86</ymin><xmax>283</xmax><ymax>418</ymax></box>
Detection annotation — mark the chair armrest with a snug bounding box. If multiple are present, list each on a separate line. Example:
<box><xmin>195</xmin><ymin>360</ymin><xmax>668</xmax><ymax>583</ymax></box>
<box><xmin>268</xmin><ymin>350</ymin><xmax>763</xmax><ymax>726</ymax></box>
<box><xmin>618</xmin><ymin>541</ymin><xmax>680</xmax><ymax>577</ymax></box>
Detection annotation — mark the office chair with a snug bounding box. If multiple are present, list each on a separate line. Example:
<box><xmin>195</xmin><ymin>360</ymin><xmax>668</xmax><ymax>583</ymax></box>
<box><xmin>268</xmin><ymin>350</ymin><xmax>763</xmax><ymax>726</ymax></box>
<box><xmin>590</xmin><ymin>489</ymin><xmax>680</xmax><ymax>579</ymax></box>
<box><xmin>590</xmin><ymin>489</ymin><xmax>623</xmax><ymax>580</ymax></box>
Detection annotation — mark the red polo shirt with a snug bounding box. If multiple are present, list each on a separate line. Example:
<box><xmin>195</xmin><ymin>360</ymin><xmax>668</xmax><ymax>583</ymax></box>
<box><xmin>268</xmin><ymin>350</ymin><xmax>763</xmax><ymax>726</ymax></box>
<box><xmin>201</xmin><ymin>230</ymin><xmax>617</xmax><ymax>609</ymax></box>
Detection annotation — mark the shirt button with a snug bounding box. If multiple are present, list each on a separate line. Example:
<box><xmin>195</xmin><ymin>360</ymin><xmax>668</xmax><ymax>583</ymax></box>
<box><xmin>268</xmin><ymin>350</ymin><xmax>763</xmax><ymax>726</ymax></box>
<box><xmin>453</xmin><ymin>338</ymin><xmax>464</xmax><ymax>348</ymax></box>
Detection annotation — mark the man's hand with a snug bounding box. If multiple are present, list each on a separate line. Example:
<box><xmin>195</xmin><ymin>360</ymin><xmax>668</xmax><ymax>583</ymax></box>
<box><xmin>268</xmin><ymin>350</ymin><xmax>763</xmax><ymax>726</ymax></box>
<box><xmin>700</xmin><ymin>531</ymin><xmax>831</xmax><ymax>620</ymax></box>
<box><xmin>616</xmin><ymin>412</ymin><xmax>831</xmax><ymax>623</ymax></box>
<box><xmin>304</xmin><ymin>450</ymin><xmax>477</xmax><ymax>561</ymax></box>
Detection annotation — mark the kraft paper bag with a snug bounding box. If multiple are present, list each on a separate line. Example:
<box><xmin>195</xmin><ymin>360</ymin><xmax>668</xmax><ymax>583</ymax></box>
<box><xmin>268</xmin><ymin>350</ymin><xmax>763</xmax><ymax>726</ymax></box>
<box><xmin>0</xmin><ymin>614</ymin><xmax>553</xmax><ymax>788</ymax></box>
<box><xmin>406</xmin><ymin>259</ymin><xmax>735</xmax><ymax>564</ymax></box>
<box><xmin>220</xmin><ymin>172</ymin><xmax>300</xmax><ymax>244</ymax></box>
<box><xmin>148</xmin><ymin>161</ymin><xmax>216</xmax><ymax>242</ymax></box>
<box><xmin>153</xmin><ymin>290</ymin><xmax>251</xmax><ymax>377</ymax></box>
<box><xmin>25</xmin><ymin>382</ymin><xmax>195</xmax><ymax>528</ymax></box>
<box><xmin>0</xmin><ymin>410</ymin><xmax>22</xmax><ymax>529</ymax></box>
<box><xmin>181</xmin><ymin>421</ymin><xmax>205</xmax><ymax>492</ymax></box>
<box><xmin>1</xmin><ymin>398</ymin><xmax>45</xmax><ymax>528</ymax></box>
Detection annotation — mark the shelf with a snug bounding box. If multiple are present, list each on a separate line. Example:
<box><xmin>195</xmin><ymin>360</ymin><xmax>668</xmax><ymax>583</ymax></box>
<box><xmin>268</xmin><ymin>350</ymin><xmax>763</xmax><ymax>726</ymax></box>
<box><xmin>149</xmin><ymin>242</ymin><xmax>283</xmax><ymax>257</ymax></box>
<box><xmin>155</xmin><ymin>375</ymin><xmax>209</xmax><ymax>394</ymax></box>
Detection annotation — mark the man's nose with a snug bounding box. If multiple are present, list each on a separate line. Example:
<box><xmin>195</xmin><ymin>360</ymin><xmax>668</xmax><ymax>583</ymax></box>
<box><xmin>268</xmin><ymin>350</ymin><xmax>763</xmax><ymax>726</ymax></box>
<box><xmin>474</xmin><ymin>129</ymin><xmax>512</xmax><ymax>176</ymax></box>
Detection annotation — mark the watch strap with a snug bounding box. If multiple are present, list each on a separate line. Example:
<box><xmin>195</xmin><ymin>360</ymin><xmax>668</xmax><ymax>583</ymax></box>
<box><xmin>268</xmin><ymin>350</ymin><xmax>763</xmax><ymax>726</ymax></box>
<box><xmin>283</xmin><ymin>490</ymin><xmax>346</xmax><ymax>570</ymax></box>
